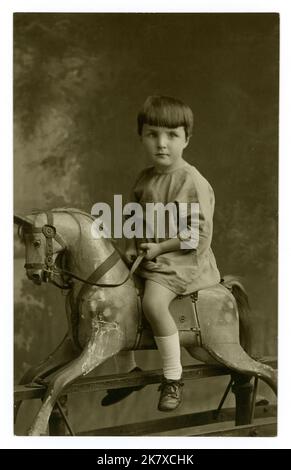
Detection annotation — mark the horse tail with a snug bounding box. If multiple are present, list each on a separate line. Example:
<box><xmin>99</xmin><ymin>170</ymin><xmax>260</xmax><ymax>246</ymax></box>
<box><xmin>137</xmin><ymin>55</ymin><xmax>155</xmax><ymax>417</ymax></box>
<box><xmin>221</xmin><ymin>275</ymin><xmax>252</xmax><ymax>354</ymax></box>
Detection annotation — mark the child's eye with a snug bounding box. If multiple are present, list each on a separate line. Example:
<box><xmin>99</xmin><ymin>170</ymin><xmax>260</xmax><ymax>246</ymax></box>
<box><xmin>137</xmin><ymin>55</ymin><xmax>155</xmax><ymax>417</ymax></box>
<box><xmin>169</xmin><ymin>132</ymin><xmax>178</xmax><ymax>138</ymax></box>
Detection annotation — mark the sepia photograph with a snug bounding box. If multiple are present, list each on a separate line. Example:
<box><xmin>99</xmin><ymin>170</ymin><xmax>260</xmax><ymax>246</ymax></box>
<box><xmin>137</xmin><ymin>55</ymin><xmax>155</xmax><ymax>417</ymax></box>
<box><xmin>13</xmin><ymin>11</ymin><xmax>279</xmax><ymax>440</ymax></box>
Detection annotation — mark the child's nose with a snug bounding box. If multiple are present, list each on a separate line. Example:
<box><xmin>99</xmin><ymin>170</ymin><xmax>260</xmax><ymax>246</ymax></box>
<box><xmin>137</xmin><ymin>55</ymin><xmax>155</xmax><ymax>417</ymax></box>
<box><xmin>157</xmin><ymin>135</ymin><xmax>167</xmax><ymax>148</ymax></box>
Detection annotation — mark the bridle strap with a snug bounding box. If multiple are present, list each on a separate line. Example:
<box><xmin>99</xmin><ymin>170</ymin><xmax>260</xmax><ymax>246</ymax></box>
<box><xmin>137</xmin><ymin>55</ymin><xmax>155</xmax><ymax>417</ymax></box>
<box><xmin>76</xmin><ymin>250</ymin><xmax>119</xmax><ymax>304</ymax></box>
<box><xmin>23</xmin><ymin>209</ymin><xmax>145</xmax><ymax>289</ymax></box>
<box><xmin>46</xmin><ymin>211</ymin><xmax>54</xmax><ymax>226</ymax></box>
<box><xmin>24</xmin><ymin>263</ymin><xmax>44</xmax><ymax>269</ymax></box>
<box><xmin>75</xmin><ymin>250</ymin><xmax>120</xmax><ymax>291</ymax></box>
<box><xmin>59</xmin><ymin>252</ymin><xmax>145</xmax><ymax>288</ymax></box>
<box><xmin>23</xmin><ymin>211</ymin><xmax>66</xmax><ymax>272</ymax></box>
<box><xmin>23</xmin><ymin>227</ymin><xmax>42</xmax><ymax>233</ymax></box>
<box><xmin>54</xmin><ymin>232</ymin><xmax>66</xmax><ymax>248</ymax></box>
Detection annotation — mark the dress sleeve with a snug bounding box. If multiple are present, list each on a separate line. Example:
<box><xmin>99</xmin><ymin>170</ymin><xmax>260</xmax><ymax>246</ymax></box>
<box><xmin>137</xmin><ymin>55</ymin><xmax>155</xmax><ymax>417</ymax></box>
<box><xmin>126</xmin><ymin>168</ymin><xmax>147</xmax><ymax>204</ymax></box>
<box><xmin>174</xmin><ymin>172</ymin><xmax>215</xmax><ymax>255</ymax></box>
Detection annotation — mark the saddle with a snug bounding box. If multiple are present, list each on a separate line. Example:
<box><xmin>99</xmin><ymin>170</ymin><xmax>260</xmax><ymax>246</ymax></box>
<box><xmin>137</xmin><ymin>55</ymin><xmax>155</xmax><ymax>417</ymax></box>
<box><xmin>108</xmin><ymin>248</ymin><xmax>240</xmax><ymax>357</ymax></box>
<box><xmin>134</xmin><ymin>273</ymin><xmax>200</xmax><ymax>329</ymax></box>
<box><xmin>105</xmin><ymin>250</ymin><xmax>277</xmax><ymax>396</ymax></box>
<box><xmin>132</xmin><ymin>272</ymin><xmax>234</xmax><ymax>350</ymax></box>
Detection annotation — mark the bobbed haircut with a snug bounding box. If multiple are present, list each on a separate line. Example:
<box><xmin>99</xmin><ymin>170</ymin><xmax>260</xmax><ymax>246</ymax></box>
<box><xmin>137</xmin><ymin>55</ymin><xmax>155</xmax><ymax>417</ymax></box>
<box><xmin>137</xmin><ymin>95</ymin><xmax>194</xmax><ymax>138</ymax></box>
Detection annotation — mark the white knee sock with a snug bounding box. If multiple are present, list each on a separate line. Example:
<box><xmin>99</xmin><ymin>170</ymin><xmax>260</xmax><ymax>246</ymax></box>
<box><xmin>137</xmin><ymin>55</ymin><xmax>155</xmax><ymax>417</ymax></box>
<box><xmin>154</xmin><ymin>332</ymin><xmax>182</xmax><ymax>380</ymax></box>
<box><xmin>114</xmin><ymin>351</ymin><xmax>137</xmax><ymax>373</ymax></box>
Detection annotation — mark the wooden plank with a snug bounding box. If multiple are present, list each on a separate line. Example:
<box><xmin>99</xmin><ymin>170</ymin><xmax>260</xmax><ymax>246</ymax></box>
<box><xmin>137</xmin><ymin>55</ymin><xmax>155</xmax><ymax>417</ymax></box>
<box><xmin>77</xmin><ymin>404</ymin><xmax>276</xmax><ymax>436</ymax></box>
<box><xmin>189</xmin><ymin>417</ymin><xmax>277</xmax><ymax>437</ymax></box>
<box><xmin>14</xmin><ymin>364</ymin><xmax>226</xmax><ymax>400</ymax></box>
<box><xmin>14</xmin><ymin>357</ymin><xmax>277</xmax><ymax>401</ymax></box>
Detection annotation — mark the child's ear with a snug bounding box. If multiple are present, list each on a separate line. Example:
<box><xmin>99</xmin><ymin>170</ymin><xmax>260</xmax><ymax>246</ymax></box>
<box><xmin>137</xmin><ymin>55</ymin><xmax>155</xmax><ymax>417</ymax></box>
<box><xmin>184</xmin><ymin>135</ymin><xmax>191</xmax><ymax>149</ymax></box>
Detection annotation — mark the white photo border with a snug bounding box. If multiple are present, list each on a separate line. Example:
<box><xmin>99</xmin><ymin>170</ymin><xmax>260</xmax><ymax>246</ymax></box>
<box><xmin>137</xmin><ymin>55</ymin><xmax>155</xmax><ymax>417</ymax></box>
<box><xmin>3</xmin><ymin>0</ymin><xmax>290</xmax><ymax>450</ymax></box>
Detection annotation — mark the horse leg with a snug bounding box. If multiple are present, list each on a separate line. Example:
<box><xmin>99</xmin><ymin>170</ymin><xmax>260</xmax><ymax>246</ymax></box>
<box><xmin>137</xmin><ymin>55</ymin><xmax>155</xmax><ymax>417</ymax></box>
<box><xmin>204</xmin><ymin>343</ymin><xmax>277</xmax><ymax>396</ymax></box>
<box><xmin>194</xmin><ymin>286</ymin><xmax>277</xmax><ymax>396</ymax></box>
<box><xmin>185</xmin><ymin>345</ymin><xmax>270</xmax><ymax>413</ymax></box>
<box><xmin>184</xmin><ymin>345</ymin><xmax>221</xmax><ymax>365</ymax></box>
<box><xmin>48</xmin><ymin>395</ymin><xmax>70</xmax><ymax>436</ymax></box>
<box><xmin>231</xmin><ymin>373</ymin><xmax>254</xmax><ymax>425</ymax></box>
<box><xmin>14</xmin><ymin>334</ymin><xmax>79</xmax><ymax>424</ymax></box>
<box><xmin>28</xmin><ymin>321</ymin><xmax>124</xmax><ymax>436</ymax></box>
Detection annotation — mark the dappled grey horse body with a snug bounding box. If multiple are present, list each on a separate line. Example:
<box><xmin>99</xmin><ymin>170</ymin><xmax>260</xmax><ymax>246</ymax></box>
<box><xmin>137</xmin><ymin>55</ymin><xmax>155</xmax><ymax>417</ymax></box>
<box><xmin>14</xmin><ymin>209</ymin><xmax>276</xmax><ymax>436</ymax></box>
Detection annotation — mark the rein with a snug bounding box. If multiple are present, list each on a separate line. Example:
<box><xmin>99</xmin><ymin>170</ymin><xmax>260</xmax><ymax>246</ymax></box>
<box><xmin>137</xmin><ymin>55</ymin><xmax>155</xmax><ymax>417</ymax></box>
<box><xmin>52</xmin><ymin>251</ymin><xmax>145</xmax><ymax>288</ymax></box>
<box><xmin>23</xmin><ymin>210</ymin><xmax>145</xmax><ymax>289</ymax></box>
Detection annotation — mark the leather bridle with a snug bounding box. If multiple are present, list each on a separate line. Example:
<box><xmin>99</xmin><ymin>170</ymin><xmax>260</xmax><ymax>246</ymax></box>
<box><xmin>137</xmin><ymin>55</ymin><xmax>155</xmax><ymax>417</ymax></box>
<box><xmin>23</xmin><ymin>211</ymin><xmax>67</xmax><ymax>280</ymax></box>
<box><xmin>23</xmin><ymin>210</ymin><xmax>144</xmax><ymax>289</ymax></box>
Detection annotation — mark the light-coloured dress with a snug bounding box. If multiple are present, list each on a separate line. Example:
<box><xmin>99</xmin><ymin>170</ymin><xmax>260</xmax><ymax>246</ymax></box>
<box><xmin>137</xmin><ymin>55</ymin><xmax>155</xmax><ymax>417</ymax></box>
<box><xmin>131</xmin><ymin>160</ymin><xmax>220</xmax><ymax>295</ymax></box>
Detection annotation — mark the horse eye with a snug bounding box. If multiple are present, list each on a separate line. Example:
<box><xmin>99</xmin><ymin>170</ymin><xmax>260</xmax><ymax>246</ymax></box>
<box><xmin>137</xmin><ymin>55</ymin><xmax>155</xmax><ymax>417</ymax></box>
<box><xmin>33</xmin><ymin>240</ymin><xmax>41</xmax><ymax>248</ymax></box>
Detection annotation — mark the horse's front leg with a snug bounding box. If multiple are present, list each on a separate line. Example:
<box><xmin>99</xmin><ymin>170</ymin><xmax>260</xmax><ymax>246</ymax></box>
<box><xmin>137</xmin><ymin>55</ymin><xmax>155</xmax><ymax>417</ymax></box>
<box><xmin>17</xmin><ymin>334</ymin><xmax>79</xmax><ymax>385</ymax></box>
<box><xmin>14</xmin><ymin>334</ymin><xmax>79</xmax><ymax>424</ymax></box>
<box><xmin>28</xmin><ymin>321</ymin><xmax>124</xmax><ymax>436</ymax></box>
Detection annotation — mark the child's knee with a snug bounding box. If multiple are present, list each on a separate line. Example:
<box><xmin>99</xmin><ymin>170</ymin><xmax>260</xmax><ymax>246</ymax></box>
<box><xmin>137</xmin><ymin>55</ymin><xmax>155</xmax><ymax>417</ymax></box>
<box><xmin>143</xmin><ymin>293</ymin><xmax>168</xmax><ymax>320</ymax></box>
<box><xmin>142</xmin><ymin>294</ymin><xmax>156</xmax><ymax>316</ymax></box>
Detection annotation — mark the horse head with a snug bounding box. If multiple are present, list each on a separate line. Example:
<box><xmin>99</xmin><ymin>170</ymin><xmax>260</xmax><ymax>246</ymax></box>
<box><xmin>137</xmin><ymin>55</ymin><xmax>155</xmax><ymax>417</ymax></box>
<box><xmin>14</xmin><ymin>211</ymin><xmax>67</xmax><ymax>285</ymax></box>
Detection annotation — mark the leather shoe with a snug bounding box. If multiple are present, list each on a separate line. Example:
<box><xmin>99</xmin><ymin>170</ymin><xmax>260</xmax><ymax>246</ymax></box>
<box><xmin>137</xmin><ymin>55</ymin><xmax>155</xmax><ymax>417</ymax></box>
<box><xmin>158</xmin><ymin>377</ymin><xmax>184</xmax><ymax>412</ymax></box>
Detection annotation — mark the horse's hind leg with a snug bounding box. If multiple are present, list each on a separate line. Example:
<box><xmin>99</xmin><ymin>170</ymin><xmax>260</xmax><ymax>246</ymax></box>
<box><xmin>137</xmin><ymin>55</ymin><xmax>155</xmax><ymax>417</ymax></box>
<box><xmin>185</xmin><ymin>345</ymin><xmax>272</xmax><ymax>413</ymax></box>
<box><xmin>28</xmin><ymin>321</ymin><xmax>124</xmax><ymax>436</ymax></box>
<box><xmin>14</xmin><ymin>334</ymin><xmax>78</xmax><ymax>424</ymax></box>
<box><xmin>201</xmin><ymin>342</ymin><xmax>277</xmax><ymax>398</ymax></box>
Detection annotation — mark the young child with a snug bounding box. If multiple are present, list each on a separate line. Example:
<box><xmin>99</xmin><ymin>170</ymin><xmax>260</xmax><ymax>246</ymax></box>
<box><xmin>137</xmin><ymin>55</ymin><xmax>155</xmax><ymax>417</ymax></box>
<box><xmin>124</xmin><ymin>95</ymin><xmax>221</xmax><ymax>412</ymax></box>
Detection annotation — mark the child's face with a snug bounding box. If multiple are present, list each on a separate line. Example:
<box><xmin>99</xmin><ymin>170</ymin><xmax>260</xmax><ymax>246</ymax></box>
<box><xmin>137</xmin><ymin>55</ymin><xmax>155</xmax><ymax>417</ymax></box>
<box><xmin>141</xmin><ymin>124</ymin><xmax>189</xmax><ymax>171</ymax></box>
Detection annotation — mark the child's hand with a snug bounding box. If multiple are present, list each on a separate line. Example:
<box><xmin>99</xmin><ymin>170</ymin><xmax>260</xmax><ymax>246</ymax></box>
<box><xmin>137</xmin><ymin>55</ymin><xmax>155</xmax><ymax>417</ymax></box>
<box><xmin>139</xmin><ymin>243</ymin><xmax>162</xmax><ymax>261</ymax></box>
<box><xmin>124</xmin><ymin>247</ymin><xmax>138</xmax><ymax>265</ymax></box>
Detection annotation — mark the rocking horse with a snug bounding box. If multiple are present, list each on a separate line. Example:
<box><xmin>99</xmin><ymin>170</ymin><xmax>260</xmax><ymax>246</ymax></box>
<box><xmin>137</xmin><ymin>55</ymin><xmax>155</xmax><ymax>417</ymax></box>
<box><xmin>14</xmin><ymin>208</ymin><xmax>277</xmax><ymax>436</ymax></box>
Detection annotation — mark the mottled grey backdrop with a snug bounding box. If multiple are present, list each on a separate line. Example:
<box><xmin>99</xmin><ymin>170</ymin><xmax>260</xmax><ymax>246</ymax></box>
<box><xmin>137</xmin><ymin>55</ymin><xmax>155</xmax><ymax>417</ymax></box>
<box><xmin>14</xmin><ymin>13</ymin><xmax>278</xmax><ymax>434</ymax></box>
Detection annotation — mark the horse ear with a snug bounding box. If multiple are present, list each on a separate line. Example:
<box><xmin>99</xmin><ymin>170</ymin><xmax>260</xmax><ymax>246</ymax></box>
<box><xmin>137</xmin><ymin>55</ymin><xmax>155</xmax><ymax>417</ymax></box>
<box><xmin>14</xmin><ymin>214</ymin><xmax>33</xmax><ymax>226</ymax></box>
